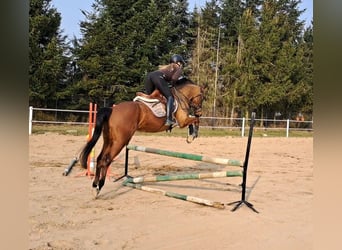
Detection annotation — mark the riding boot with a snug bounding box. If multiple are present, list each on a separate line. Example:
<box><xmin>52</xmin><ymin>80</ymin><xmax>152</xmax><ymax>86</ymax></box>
<box><xmin>165</xmin><ymin>96</ymin><xmax>175</xmax><ymax>126</ymax></box>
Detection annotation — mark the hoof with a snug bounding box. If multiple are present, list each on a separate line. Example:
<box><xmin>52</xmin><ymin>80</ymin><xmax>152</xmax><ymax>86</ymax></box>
<box><xmin>186</xmin><ymin>135</ymin><xmax>195</xmax><ymax>144</ymax></box>
<box><xmin>92</xmin><ymin>187</ymin><xmax>100</xmax><ymax>199</ymax></box>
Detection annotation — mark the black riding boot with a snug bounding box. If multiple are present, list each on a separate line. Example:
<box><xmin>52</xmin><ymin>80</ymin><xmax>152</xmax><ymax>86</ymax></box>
<box><xmin>165</xmin><ymin>96</ymin><xmax>175</xmax><ymax>126</ymax></box>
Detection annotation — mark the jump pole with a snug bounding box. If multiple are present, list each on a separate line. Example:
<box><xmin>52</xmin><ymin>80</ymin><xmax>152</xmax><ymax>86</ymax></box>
<box><xmin>126</xmin><ymin>145</ymin><xmax>243</xmax><ymax>168</ymax></box>
<box><xmin>122</xmin><ymin>181</ymin><xmax>225</xmax><ymax>209</ymax></box>
<box><xmin>125</xmin><ymin>170</ymin><xmax>242</xmax><ymax>184</ymax></box>
<box><xmin>122</xmin><ymin>113</ymin><xmax>257</xmax><ymax>212</ymax></box>
<box><xmin>117</xmin><ymin>144</ymin><xmax>243</xmax><ymax>182</ymax></box>
<box><xmin>62</xmin><ymin>157</ymin><xmax>78</xmax><ymax>176</ymax></box>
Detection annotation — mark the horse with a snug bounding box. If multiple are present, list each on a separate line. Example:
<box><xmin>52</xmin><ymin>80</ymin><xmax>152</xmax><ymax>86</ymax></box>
<box><xmin>79</xmin><ymin>78</ymin><xmax>204</xmax><ymax>196</ymax></box>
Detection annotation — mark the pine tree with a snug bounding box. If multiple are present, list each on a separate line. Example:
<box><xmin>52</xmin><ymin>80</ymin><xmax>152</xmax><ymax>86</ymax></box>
<box><xmin>33</xmin><ymin>0</ymin><xmax>312</xmax><ymax>119</ymax></box>
<box><xmin>234</xmin><ymin>7</ymin><xmax>260</xmax><ymax>120</ymax></box>
<box><xmin>72</xmin><ymin>0</ymin><xmax>148</xmax><ymax>107</ymax></box>
<box><xmin>286</xmin><ymin>22</ymin><xmax>313</xmax><ymax>118</ymax></box>
<box><xmin>169</xmin><ymin>0</ymin><xmax>192</xmax><ymax>57</ymax></box>
<box><xmin>29</xmin><ymin>0</ymin><xmax>69</xmax><ymax>108</ymax></box>
<box><xmin>221</xmin><ymin>0</ymin><xmax>244</xmax><ymax>45</ymax></box>
<box><xmin>244</xmin><ymin>0</ymin><xmax>262</xmax><ymax>19</ymax></box>
<box><xmin>252</xmin><ymin>0</ymin><xmax>310</xmax><ymax>119</ymax></box>
<box><xmin>71</xmin><ymin>0</ymin><xmax>193</xmax><ymax>108</ymax></box>
<box><xmin>190</xmin><ymin>0</ymin><xmax>222</xmax><ymax>116</ymax></box>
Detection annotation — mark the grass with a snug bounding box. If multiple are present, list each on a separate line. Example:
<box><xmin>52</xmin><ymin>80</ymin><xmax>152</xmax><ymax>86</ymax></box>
<box><xmin>31</xmin><ymin>124</ymin><xmax>313</xmax><ymax>138</ymax></box>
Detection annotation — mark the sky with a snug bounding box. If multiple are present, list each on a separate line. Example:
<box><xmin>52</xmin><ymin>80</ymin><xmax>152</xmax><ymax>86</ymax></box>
<box><xmin>51</xmin><ymin>0</ymin><xmax>313</xmax><ymax>40</ymax></box>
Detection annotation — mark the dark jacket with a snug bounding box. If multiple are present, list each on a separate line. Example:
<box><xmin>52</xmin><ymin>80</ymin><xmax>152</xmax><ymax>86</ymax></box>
<box><xmin>158</xmin><ymin>63</ymin><xmax>183</xmax><ymax>84</ymax></box>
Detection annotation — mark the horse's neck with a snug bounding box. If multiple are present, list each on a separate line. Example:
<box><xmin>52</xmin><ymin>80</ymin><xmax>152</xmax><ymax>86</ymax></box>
<box><xmin>173</xmin><ymin>83</ymin><xmax>192</xmax><ymax>96</ymax></box>
<box><xmin>173</xmin><ymin>86</ymin><xmax>188</xmax><ymax>101</ymax></box>
<box><xmin>172</xmin><ymin>86</ymin><xmax>192</xmax><ymax>112</ymax></box>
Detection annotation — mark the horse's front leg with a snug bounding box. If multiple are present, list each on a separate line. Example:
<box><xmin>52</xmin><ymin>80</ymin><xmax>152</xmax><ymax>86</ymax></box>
<box><xmin>186</xmin><ymin>124</ymin><xmax>197</xmax><ymax>142</ymax></box>
<box><xmin>186</xmin><ymin>118</ymin><xmax>200</xmax><ymax>143</ymax></box>
<box><xmin>177</xmin><ymin>116</ymin><xmax>200</xmax><ymax>143</ymax></box>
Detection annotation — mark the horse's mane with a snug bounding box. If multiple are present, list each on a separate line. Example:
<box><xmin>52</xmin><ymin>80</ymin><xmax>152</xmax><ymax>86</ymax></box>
<box><xmin>174</xmin><ymin>77</ymin><xmax>196</xmax><ymax>88</ymax></box>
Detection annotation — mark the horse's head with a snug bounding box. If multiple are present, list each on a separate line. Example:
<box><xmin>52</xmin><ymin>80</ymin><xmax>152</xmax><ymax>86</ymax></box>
<box><xmin>174</xmin><ymin>78</ymin><xmax>204</xmax><ymax>143</ymax></box>
<box><xmin>175</xmin><ymin>77</ymin><xmax>204</xmax><ymax>117</ymax></box>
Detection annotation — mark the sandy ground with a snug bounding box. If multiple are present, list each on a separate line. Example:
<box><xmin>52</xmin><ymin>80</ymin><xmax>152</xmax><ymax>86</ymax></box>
<box><xmin>29</xmin><ymin>133</ymin><xmax>313</xmax><ymax>250</ymax></box>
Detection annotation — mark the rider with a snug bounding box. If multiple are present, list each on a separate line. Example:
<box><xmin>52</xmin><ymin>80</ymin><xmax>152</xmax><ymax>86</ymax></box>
<box><xmin>144</xmin><ymin>54</ymin><xmax>186</xmax><ymax>126</ymax></box>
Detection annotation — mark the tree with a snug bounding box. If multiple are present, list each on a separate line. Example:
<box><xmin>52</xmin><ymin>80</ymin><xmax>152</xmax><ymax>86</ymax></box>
<box><xmin>242</xmin><ymin>0</ymin><xmax>311</xmax><ymax>120</ymax></box>
<box><xmin>233</xmin><ymin>7</ymin><xmax>260</xmax><ymax>120</ymax></box>
<box><xmin>29</xmin><ymin>0</ymin><xmax>69</xmax><ymax>108</ymax></box>
<box><xmin>169</xmin><ymin>0</ymin><xmax>193</xmax><ymax>57</ymax></box>
<box><xmin>221</xmin><ymin>0</ymin><xmax>244</xmax><ymax>45</ymax></box>
<box><xmin>29</xmin><ymin>0</ymin><xmax>313</xmax><ymax>121</ymax></box>
<box><xmin>71</xmin><ymin>0</ymin><xmax>193</xmax><ymax>109</ymax></box>
<box><xmin>189</xmin><ymin>0</ymin><xmax>222</xmax><ymax>116</ymax></box>
<box><xmin>286</xmin><ymin>22</ymin><xmax>313</xmax><ymax>117</ymax></box>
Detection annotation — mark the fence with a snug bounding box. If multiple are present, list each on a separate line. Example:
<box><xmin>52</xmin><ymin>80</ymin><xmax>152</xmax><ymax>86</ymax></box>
<box><xmin>28</xmin><ymin>106</ymin><xmax>313</xmax><ymax>137</ymax></box>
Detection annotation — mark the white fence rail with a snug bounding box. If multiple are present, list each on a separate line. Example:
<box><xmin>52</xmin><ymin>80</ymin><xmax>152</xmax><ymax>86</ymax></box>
<box><xmin>28</xmin><ymin>106</ymin><xmax>313</xmax><ymax>137</ymax></box>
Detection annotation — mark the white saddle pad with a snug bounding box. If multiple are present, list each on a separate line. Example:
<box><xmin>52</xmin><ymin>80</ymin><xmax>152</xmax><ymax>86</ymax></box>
<box><xmin>133</xmin><ymin>96</ymin><xmax>178</xmax><ymax>118</ymax></box>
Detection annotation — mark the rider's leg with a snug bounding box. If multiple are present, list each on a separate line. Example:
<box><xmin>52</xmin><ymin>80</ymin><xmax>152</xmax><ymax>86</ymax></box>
<box><xmin>144</xmin><ymin>72</ymin><xmax>155</xmax><ymax>95</ymax></box>
<box><xmin>149</xmin><ymin>72</ymin><xmax>175</xmax><ymax>126</ymax></box>
<box><xmin>165</xmin><ymin>95</ymin><xmax>175</xmax><ymax>126</ymax></box>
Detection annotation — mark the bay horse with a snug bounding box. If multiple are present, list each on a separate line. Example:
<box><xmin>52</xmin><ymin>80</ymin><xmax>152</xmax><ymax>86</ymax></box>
<box><xmin>79</xmin><ymin>78</ymin><xmax>204</xmax><ymax>196</ymax></box>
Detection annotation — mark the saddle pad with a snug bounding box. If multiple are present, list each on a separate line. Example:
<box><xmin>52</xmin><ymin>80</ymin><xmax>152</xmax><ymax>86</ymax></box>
<box><xmin>133</xmin><ymin>96</ymin><xmax>166</xmax><ymax>117</ymax></box>
<box><xmin>133</xmin><ymin>96</ymin><xmax>160</xmax><ymax>103</ymax></box>
<box><xmin>133</xmin><ymin>96</ymin><xmax>178</xmax><ymax>118</ymax></box>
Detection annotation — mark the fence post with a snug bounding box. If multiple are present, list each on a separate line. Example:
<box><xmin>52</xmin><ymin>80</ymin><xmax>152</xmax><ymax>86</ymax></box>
<box><xmin>241</xmin><ymin>117</ymin><xmax>245</xmax><ymax>137</ymax></box>
<box><xmin>29</xmin><ymin>106</ymin><xmax>33</xmax><ymax>135</ymax></box>
<box><xmin>286</xmin><ymin>119</ymin><xmax>290</xmax><ymax>138</ymax></box>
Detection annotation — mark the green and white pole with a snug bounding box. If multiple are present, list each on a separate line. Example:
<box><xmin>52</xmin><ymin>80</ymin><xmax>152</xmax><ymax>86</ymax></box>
<box><xmin>123</xmin><ymin>182</ymin><xmax>225</xmax><ymax>209</ymax></box>
<box><xmin>125</xmin><ymin>170</ymin><xmax>242</xmax><ymax>184</ymax></box>
<box><xmin>127</xmin><ymin>145</ymin><xmax>243</xmax><ymax>167</ymax></box>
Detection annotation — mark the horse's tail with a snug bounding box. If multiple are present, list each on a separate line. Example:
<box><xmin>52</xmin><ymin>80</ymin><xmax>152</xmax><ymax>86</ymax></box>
<box><xmin>79</xmin><ymin>107</ymin><xmax>113</xmax><ymax>169</ymax></box>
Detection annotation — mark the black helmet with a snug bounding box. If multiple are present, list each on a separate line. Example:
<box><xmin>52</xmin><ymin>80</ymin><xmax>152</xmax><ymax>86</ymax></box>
<box><xmin>170</xmin><ymin>54</ymin><xmax>185</xmax><ymax>66</ymax></box>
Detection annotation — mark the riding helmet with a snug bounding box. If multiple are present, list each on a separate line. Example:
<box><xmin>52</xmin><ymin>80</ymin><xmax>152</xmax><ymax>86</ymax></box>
<box><xmin>170</xmin><ymin>54</ymin><xmax>185</xmax><ymax>66</ymax></box>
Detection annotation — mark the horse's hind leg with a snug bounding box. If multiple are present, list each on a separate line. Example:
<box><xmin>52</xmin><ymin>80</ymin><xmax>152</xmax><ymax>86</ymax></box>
<box><xmin>92</xmin><ymin>141</ymin><xmax>126</xmax><ymax>196</ymax></box>
<box><xmin>91</xmin><ymin>150</ymin><xmax>109</xmax><ymax>197</ymax></box>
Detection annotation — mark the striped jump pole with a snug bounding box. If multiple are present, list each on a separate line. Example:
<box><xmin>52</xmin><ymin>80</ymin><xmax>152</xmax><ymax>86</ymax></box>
<box><xmin>125</xmin><ymin>170</ymin><xmax>242</xmax><ymax>184</ymax></box>
<box><xmin>122</xmin><ymin>182</ymin><xmax>225</xmax><ymax>209</ymax></box>
<box><xmin>126</xmin><ymin>145</ymin><xmax>244</xmax><ymax>167</ymax></box>
<box><xmin>121</xmin><ymin>113</ymin><xmax>257</xmax><ymax>213</ymax></box>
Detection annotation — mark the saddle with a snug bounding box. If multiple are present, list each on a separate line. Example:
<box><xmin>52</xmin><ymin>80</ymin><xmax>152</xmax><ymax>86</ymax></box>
<box><xmin>133</xmin><ymin>89</ymin><xmax>177</xmax><ymax>118</ymax></box>
<box><xmin>136</xmin><ymin>89</ymin><xmax>167</xmax><ymax>105</ymax></box>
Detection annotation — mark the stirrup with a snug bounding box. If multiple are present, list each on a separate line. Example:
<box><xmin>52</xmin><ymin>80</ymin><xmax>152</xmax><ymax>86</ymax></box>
<box><xmin>165</xmin><ymin>119</ymin><xmax>175</xmax><ymax>126</ymax></box>
<box><xmin>165</xmin><ymin>122</ymin><xmax>174</xmax><ymax>132</ymax></box>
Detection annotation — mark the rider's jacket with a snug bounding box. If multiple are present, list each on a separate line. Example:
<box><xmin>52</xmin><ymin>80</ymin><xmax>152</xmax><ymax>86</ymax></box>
<box><xmin>158</xmin><ymin>63</ymin><xmax>183</xmax><ymax>84</ymax></box>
